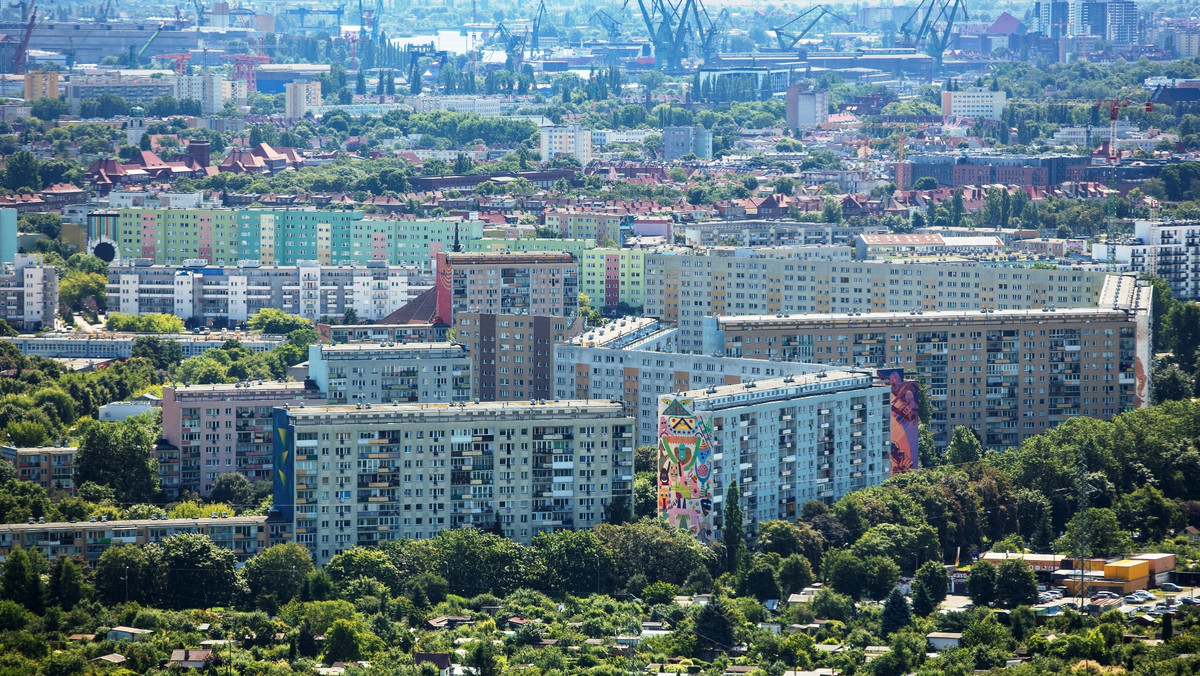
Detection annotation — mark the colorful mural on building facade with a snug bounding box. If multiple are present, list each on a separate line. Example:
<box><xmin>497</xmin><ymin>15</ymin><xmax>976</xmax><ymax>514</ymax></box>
<box><xmin>878</xmin><ymin>368</ymin><xmax>919</xmax><ymax>476</ymax></box>
<box><xmin>657</xmin><ymin>396</ymin><xmax>715</xmax><ymax>542</ymax></box>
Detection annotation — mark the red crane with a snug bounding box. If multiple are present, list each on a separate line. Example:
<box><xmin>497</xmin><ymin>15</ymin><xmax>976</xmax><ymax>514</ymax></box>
<box><xmin>13</xmin><ymin>0</ymin><xmax>36</xmax><ymax>75</ymax></box>
<box><xmin>1094</xmin><ymin>99</ymin><xmax>1154</xmax><ymax>162</ymax></box>
<box><xmin>158</xmin><ymin>53</ymin><xmax>193</xmax><ymax>74</ymax></box>
<box><xmin>221</xmin><ymin>54</ymin><xmax>270</xmax><ymax>92</ymax></box>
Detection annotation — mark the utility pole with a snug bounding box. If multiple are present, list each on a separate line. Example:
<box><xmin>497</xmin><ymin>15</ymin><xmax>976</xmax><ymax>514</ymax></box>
<box><xmin>1076</xmin><ymin>456</ymin><xmax>1092</xmax><ymax>609</ymax></box>
<box><xmin>124</xmin><ymin>565</ymin><xmax>129</xmax><ymax>604</ymax></box>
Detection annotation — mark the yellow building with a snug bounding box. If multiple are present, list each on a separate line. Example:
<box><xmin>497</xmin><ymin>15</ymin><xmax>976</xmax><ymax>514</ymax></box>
<box><xmin>24</xmin><ymin>71</ymin><xmax>59</xmax><ymax>101</ymax></box>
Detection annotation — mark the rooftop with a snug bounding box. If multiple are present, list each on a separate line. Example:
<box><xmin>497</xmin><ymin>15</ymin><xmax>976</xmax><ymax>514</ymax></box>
<box><xmin>0</xmin><ymin>515</ymin><xmax>268</xmax><ymax>533</ymax></box>
<box><xmin>283</xmin><ymin>399</ymin><xmax>629</xmax><ymax>421</ymax></box>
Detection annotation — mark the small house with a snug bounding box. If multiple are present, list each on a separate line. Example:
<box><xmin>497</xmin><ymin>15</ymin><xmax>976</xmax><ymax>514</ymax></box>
<box><xmin>926</xmin><ymin>632</ymin><xmax>964</xmax><ymax>651</ymax></box>
<box><xmin>414</xmin><ymin>652</ymin><xmax>453</xmax><ymax>676</ymax></box>
<box><xmin>107</xmin><ymin>626</ymin><xmax>153</xmax><ymax>642</ymax></box>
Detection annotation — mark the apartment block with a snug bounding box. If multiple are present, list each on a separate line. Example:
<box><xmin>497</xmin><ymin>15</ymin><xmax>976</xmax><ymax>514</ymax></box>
<box><xmin>24</xmin><ymin>70</ymin><xmax>59</xmax><ymax>100</ymax></box>
<box><xmin>465</xmin><ymin>237</ymin><xmax>596</xmax><ymax>258</ymax></box>
<box><xmin>284</xmin><ymin>81</ymin><xmax>322</xmax><ymax>119</ymax></box>
<box><xmin>679</xmin><ymin>372</ymin><xmax>892</xmax><ymax>527</ymax></box>
<box><xmin>541</xmin><ymin>210</ymin><xmax>625</xmax><ymax>242</ymax></box>
<box><xmin>272</xmin><ymin>400</ymin><xmax>635</xmax><ymax>564</ymax></box>
<box><xmin>456</xmin><ymin>312</ymin><xmax>587</xmax><ymax>401</ymax></box>
<box><xmin>663</xmin><ymin>126</ymin><xmax>714</xmax><ymax>161</ymax></box>
<box><xmin>0</xmin><ymin>254</ymin><xmax>58</xmax><ymax>331</ymax></box>
<box><xmin>88</xmin><ymin>208</ymin><xmax>479</xmax><ymax>270</ymax></box>
<box><xmin>0</xmin><ymin>446</ymin><xmax>76</xmax><ymax>493</ymax></box>
<box><xmin>108</xmin><ymin>259</ymin><xmax>414</xmax><ymax>324</ymax></box>
<box><xmin>702</xmin><ymin>275</ymin><xmax>1152</xmax><ymax>448</ymax></box>
<box><xmin>319</xmin><ymin>322</ymin><xmax>449</xmax><ymax>345</ymax></box>
<box><xmin>554</xmin><ymin>318</ymin><xmax>829</xmax><ymax>446</ymax></box>
<box><xmin>680</xmin><ymin>221</ymin><xmax>874</xmax><ymax>247</ymax></box>
<box><xmin>0</xmin><ymin>515</ymin><xmax>272</xmax><ymax>564</ymax></box>
<box><xmin>307</xmin><ymin>342</ymin><xmax>472</xmax><ymax>405</ymax></box>
<box><xmin>1</xmin><ymin>333</ymin><xmax>284</xmax><ymax>360</ymax></box>
<box><xmin>579</xmin><ymin>248</ymin><xmax>645</xmax><ymax>311</ymax></box>
<box><xmin>786</xmin><ymin>86</ymin><xmax>830</xmax><ymax>129</ymax></box>
<box><xmin>1094</xmin><ymin>220</ymin><xmax>1200</xmax><ymax>301</ymax></box>
<box><xmin>65</xmin><ymin>74</ymin><xmax>179</xmax><ymax>112</ymax></box>
<box><xmin>941</xmin><ymin>88</ymin><xmax>1007</xmax><ymax>120</ymax></box>
<box><xmin>436</xmin><ymin>252</ymin><xmax>580</xmax><ymax>322</ymax></box>
<box><xmin>643</xmin><ymin>249</ymin><xmax>1113</xmax><ymax>353</ymax></box>
<box><xmin>539</xmin><ymin>125</ymin><xmax>592</xmax><ymax>165</ymax></box>
<box><xmin>161</xmin><ymin>381</ymin><xmax>326</xmax><ymax>497</ymax></box>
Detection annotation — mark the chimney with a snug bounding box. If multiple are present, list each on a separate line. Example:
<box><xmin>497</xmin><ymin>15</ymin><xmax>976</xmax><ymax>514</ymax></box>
<box><xmin>187</xmin><ymin>140</ymin><xmax>211</xmax><ymax>167</ymax></box>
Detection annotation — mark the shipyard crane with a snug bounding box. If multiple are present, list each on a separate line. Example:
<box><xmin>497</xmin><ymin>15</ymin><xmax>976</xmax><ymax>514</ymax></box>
<box><xmin>95</xmin><ymin>0</ymin><xmax>113</xmax><ymax>22</ymax></box>
<box><xmin>626</xmin><ymin>0</ymin><xmax>698</xmax><ymax>71</ymax></box>
<box><xmin>128</xmin><ymin>22</ymin><xmax>165</xmax><ymax>67</ymax></box>
<box><xmin>8</xmin><ymin>0</ymin><xmax>28</xmax><ymax>22</ymax></box>
<box><xmin>530</xmin><ymin>0</ymin><xmax>548</xmax><ymax>52</ymax></box>
<box><xmin>773</xmin><ymin>5</ymin><xmax>852</xmax><ymax>51</ymax></box>
<box><xmin>157</xmin><ymin>52</ymin><xmax>192</xmax><ymax>74</ymax></box>
<box><xmin>492</xmin><ymin>21</ymin><xmax>528</xmax><ymax>68</ymax></box>
<box><xmin>12</xmin><ymin>0</ymin><xmax>35</xmax><ymax>75</ymax></box>
<box><xmin>925</xmin><ymin>0</ymin><xmax>967</xmax><ymax>68</ymax></box>
<box><xmin>589</xmin><ymin>9</ymin><xmax>622</xmax><ymax>41</ymax></box>
<box><xmin>191</xmin><ymin>0</ymin><xmax>205</xmax><ymax>27</ymax></box>
<box><xmin>689</xmin><ymin>0</ymin><xmax>724</xmax><ymax>64</ymax></box>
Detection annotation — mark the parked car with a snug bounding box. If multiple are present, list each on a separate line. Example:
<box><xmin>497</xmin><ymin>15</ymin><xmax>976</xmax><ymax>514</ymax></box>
<box><xmin>1134</xmin><ymin>591</ymin><xmax>1155</xmax><ymax>601</ymax></box>
<box><xmin>1124</xmin><ymin>595</ymin><xmax>1141</xmax><ymax>604</ymax></box>
<box><xmin>1093</xmin><ymin>591</ymin><xmax>1120</xmax><ymax>599</ymax></box>
<box><xmin>1181</xmin><ymin>597</ymin><xmax>1199</xmax><ymax>606</ymax></box>
<box><xmin>1161</xmin><ymin>583</ymin><xmax>1183</xmax><ymax>592</ymax></box>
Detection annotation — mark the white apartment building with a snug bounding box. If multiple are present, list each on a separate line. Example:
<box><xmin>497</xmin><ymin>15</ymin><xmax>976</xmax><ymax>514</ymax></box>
<box><xmin>176</xmin><ymin>72</ymin><xmax>229</xmax><ymax>115</ymax></box>
<box><xmin>404</xmin><ymin>95</ymin><xmax>506</xmax><ymax>116</ymax></box>
<box><xmin>275</xmin><ymin>401</ymin><xmax>635</xmax><ymax>564</ymax></box>
<box><xmin>307</xmin><ymin>342</ymin><xmax>472</xmax><ymax>405</ymax></box>
<box><xmin>285</xmin><ymin>81</ymin><xmax>322</xmax><ymax>119</ymax></box>
<box><xmin>1094</xmin><ymin>220</ymin><xmax>1200</xmax><ymax>300</ymax></box>
<box><xmin>941</xmin><ymin>88</ymin><xmax>1007</xmax><ymax>120</ymax></box>
<box><xmin>687</xmin><ymin>373</ymin><xmax>892</xmax><ymax>524</ymax></box>
<box><xmin>539</xmin><ymin>124</ymin><xmax>592</xmax><ymax>165</ymax></box>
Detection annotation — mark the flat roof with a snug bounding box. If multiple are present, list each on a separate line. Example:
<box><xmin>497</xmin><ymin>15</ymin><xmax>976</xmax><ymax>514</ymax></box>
<box><xmin>716</xmin><ymin>307</ymin><xmax>1134</xmax><ymax>326</ymax></box>
<box><xmin>0</xmin><ymin>515</ymin><xmax>267</xmax><ymax>532</ymax></box>
<box><xmin>317</xmin><ymin>341</ymin><xmax>463</xmax><ymax>354</ymax></box>
<box><xmin>283</xmin><ymin>399</ymin><xmax>627</xmax><ymax>419</ymax></box>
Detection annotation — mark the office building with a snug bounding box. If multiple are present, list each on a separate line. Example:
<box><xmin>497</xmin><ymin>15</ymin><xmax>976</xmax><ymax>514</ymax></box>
<box><xmin>702</xmin><ymin>275</ymin><xmax>1152</xmax><ymax>448</ymax></box>
<box><xmin>0</xmin><ymin>253</ymin><xmax>57</xmax><ymax>331</ymax></box>
<box><xmin>0</xmin><ymin>515</ymin><xmax>272</xmax><ymax>564</ymax></box>
<box><xmin>284</xmin><ymin>81</ymin><xmax>322</xmax><ymax>119</ymax></box>
<box><xmin>435</xmin><ymin>251</ymin><xmax>580</xmax><ymax>322</ymax></box>
<box><xmin>108</xmin><ymin>260</ymin><xmax>415</xmax><ymax>324</ymax></box>
<box><xmin>664</xmin><ymin>372</ymin><xmax>891</xmax><ymax>532</ymax></box>
<box><xmin>1036</xmin><ymin>0</ymin><xmax>1071</xmax><ymax>37</ymax></box>
<box><xmin>0</xmin><ymin>446</ymin><xmax>76</xmax><ymax>493</ymax></box>
<box><xmin>579</xmin><ymin>248</ymin><xmax>645</xmax><ymax>311</ymax></box>
<box><xmin>663</xmin><ymin>126</ymin><xmax>714</xmax><ymax>161</ymax></box>
<box><xmin>456</xmin><ymin>312</ymin><xmax>587</xmax><ymax>401</ymax></box>
<box><xmin>941</xmin><ymin>88</ymin><xmax>1007</xmax><ymax>120</ymax></box>
<box><xmin>786</xmin><ymin>86</ymin><xmax>830</xmax><ymax>129</ymax></box>
<box><xmin>23</xmin><ymin>70</ymin><xmax>58</xmax><ymax>100</ymax></box>
<box><xmin>307</xmin><ymin>342</ymin><xmax>472</xmax><ymax>405</ymax></box>
<box><xmin>160</xmin><ymin>381</ymin><xmax>326</xmax><ymax>497</ymax></box>
<box><xmin>555</xmin><ymin>318</ymin><xmax>830</xmax><ymax>445</ymax></box>
<box><xmin>1</xmin><ymin>332</ymin><xmax>284</xmax><ymax>360</ymax></box>
<box><xmin>1095</xmin><ymin>220</ymin><xmax>1200</xmax><ymax>301</ymax></box>
<box><xmin>272</xmin><ymin>400</ymin><xmax>635</xmax><ymax>564</ymax></box>
<box><xmin>539</xmin><ymin>125</ymin><xmax>592</xmax><ymax>165</ymax></box>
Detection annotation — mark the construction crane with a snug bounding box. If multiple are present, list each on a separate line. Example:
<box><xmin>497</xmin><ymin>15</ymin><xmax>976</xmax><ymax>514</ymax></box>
<box><xmin>492</xmin><ymin>21</ymin><xmax>528</xmax><ymax>69</ymax></box>
<box><xmin>688</xmin><ymin>0</ymin><xmax>724</xmax><ymax>64</ymax></box>
<box><xmin>128</xmin><ymin>22</ymin><xmax>165</xmax><ymax>67</ymax></box>
<box><xmin>924</xmin><ymin>0</ymin><xmax>967</xmax><ymax>68</ymax></box>
<box><xmin>589</xmin><ymin>9</ymin><xmax>622</xmax><ymax>41</ymax></box>
<box><xmin>95</xmin><ymin>0</ymin><xmax>113</xmax><ymax>22</ymax></box>
<box><xmin>627</xmin><ymin>0</ymin><xmax>698</xmax><ymax>71</ymax></box>
<box><xmin>8</xmin><ymin>0</ymin><xmax>28</xmax><ymax>22</ymax></box>
<box><xmin>773</xmin><ymin>5</ymin><xmax>853</xmax><ymax>51</ymax></box>
<box><xmin>157</xmin><ymin>52</ymin><xmax>192</xmax><ymax>74</ymax></box>
<box><xmin>12</xmin><ymin>0</ymin><xmax>34</xmax><ymax>75</ymax></box>
<box><xmin>530</xmin><ymin>0</ymin><xmax>548</xmax><ymax>53</ymax></box>
<box><xmin>898</xmin><ymin>0</ymin><xmax>940</xmax><ymax>47</ymax></box>
<box><xmin>191</xmin><ymin>0</ymin><xmax>205</xmax><ymax>27</ymax></box>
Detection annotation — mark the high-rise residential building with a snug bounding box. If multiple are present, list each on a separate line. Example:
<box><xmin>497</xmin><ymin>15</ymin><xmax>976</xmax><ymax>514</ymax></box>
<box><xmin>65</xmin><ymin>74</ymin><xmax>179</xmax><ymax>112</ymax></box>
<box><xmin>663</xmin><ymin>126</ymin><xmax>714</xmax><ymax>161</ymax></box>
<box><xmin>160</xmin><ymin>381</ymin><xmax>326</xmax><ymax>497</ymax></box>
<box><xmin>941</xmin><ymin>88</ymin><xmax>1007</xmax><ymax>120</ymax></box>
<box><xmin>1095</xmin><ymin>220</ymin><xmax>1200</xmax><ymax>301</ymax></box>
<box><xmin>1101</xmin><ymin>0</ymin><xmax>1139</xmax><ymax>44</ymax></box>
<box><xmin>434</xmin><ymin>252</ymin><xmax>580</xmax><ymax>323</ymax></box>
<box><xmin>108</xmin><ymin>260</ymin><xmax>415</xmax><ymax>324</ymax></box>
<box><xmin>539</xmin><ymin>125</ymin><xmax>592</xmax><ymax>165</ymax></box>
<box><xmin>666</xmin><ymin>372</ymin><xmax>892</xmax><ymax>528</ymax></box>
<box><xmin>642</xmin><ymin>248</ymin><xmax>1113</xmax><ymax>353</ymax></box>
<box><xmin>1036</xmin><ymin>0</ymin><xmax>1071</xmax><ymax>37</ymax></box>
<box><xmin>578</xmin><ymin>248</ymin><xmax>645</xmax><ymax>312</ymax></box>
<box><xmin>271</xmin><ymin>400</ymin><xmax>635</xmax><ymax>564</ymax></box>
<box><xmin>786</xmin><ymin>86</ymin><xmax>830</xmax><ymax>129</ymax></box>
<box><xmin>284</xmin><ymin>81</ymin><xmax>322</xmax><ymax>119</ymax></box>
<box><xmin>702</xmin><ymin>275</ymin><xmax>1152</xmax><ymax>448</ymax></box>
<box><xmin>23</xmin><ymin>70</ymin><xmax>58</xmax><ymax>100</ymax></box>
<box><xmin>87</xmin><ymin>208</ymin><xmax>478</xmax><ymax>269</ymax></box>
<box><xmin>307</xmin><ymin>342</ymin><xmax>472</xmax><ymax>405</ymax></box>
<box><xmin>0</xmin><ymin>515</ymin><xmax>273</xmax><ymax>564</ymax></box>
<box><xmin>176</xmin><ymin>71</ymin><xmax>230</xmax><ymax>115</ymax></box>
<box><xmin>455</xmin><ymin>312</ymin><xmax>587</xmax><ymax>401</ymax></box>
<box><xmin>0</xmin><ymin>253</ymin><xmax>58</xmax><ymax>331</ymax></box>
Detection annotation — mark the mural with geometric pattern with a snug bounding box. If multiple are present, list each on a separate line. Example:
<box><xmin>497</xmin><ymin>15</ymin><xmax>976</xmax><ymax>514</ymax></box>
<box><xmin>657</xmin><ymin>396</ymin><xmax>715</xmax><ymax>543</ymax></box>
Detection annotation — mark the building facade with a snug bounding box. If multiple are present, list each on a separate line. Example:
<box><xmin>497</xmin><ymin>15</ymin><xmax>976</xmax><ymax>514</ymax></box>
<box><xmin>108</xmin><ymin>260</ymin><xmax>415</xmax><ymax>324</ymax></box>
<box><xmin>1</xmin><ymin>333</ymin><xmax>284</xmax><ymax>359</ymax></box>
<box><xmin>941</xmin><ymin>88</ymin><xmax>1008</xmax><ymax>120</ymax></box>
<box><xmin>579</xmin><ymin>248</ymin><xmax>645</xmax><ymax>311</ymax></box>
<box><xmin>0</xmin><ymin>446</ymin><xmax>76</xmax><ymax>493</ymax></box>
<box><xmin>160</xmin><ymin>381</ymin><xmax>326</xmax><ymax>497</ymax></box>
<box><xmin>0</xmin><ymin>253</ymin><xmax>57</xmax><ymax>331</ymax></box>
<box><xmin>307</xmin><ymin>342</ymin><xmax>472</xmax><ymax>405</ymax></box>
<box><xmin>786</xmin><ymin>86</ymin><xmax>830</xmax><ymax>129</ymax></box>
<box><xmin>1094</xmin><ymin>220</ymin><xmax>1200</xmax><ymax>301</ymax></box>
<box><xmin>541</xmin><ymin>210</ymin><xmax>624</xmax><ymax>242</ymax></box>
<box><xmin>272</xmin><ymin>401</ymin><xmax>635</xmax><ymax>564</ymax></box>
<box><xmin>455</xmin><ymin>312</ymin><xmax>587</xmax><ymax>401</ymax></box>
<box><xmin>663</xmin><ymin>126</ymin><xmax>714</xmax><ymax>161</ymax></box>
<box><xmin>539</xmin><ymin>125</ymin><xmax>592</xmax><ymax>165</ymax></box>
<box><xmin>437</xmin><ymin>252</ymin><xmax>580</xmax><ymax>322</ymax></box>
<box><xmin>284</xmin><ymin>81</ymin><xmax>322</xmax><ymax>119</ymax></box>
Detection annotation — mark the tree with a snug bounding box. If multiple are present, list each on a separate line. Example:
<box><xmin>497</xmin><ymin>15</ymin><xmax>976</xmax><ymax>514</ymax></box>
<box><xmin>1010</xmin><ymin>605</ymin><xmax>1036</xmax><ymax>642</ymax></box>
<box><xmin>723</xmin><ymin>481</ymin><xmax>746</xmax><ymax>573</ymax></box>
<box><xmin>325</xmin><ymin>547</ymin><xmax>403</xmax><ymax>593</ymax></box>
<box><xmin>130</xmin><ymin>336</ymin><xmax>184</xmax><ymax>370</ymax></box>
<box><xmin>323</xmin><ymin>618</ymin><xmax>361</xmax><ymax>663</ymax></box>
<box><xmin>151</xmin><ymin>533</ymin><xmax>239</xmax><ymax>609</ymax></box>
<box><xmin>3</xmin><ymin>150</ymin><xmax>40</xmax><ymax>192</ymax></box>
<box><xmin>739</xmin><ymin>560</ymin><xmax>781</xmax><ymax>601</ymax></box>
<box><xmin>50</xmin><ymin>557</ymin><xmax>84</xmax><ymax>610</ymax></box>
<box><xmin>994</xmin><ymin>559</ymin><xmax>1038</xmax><ymax>609</ymax></box>
<box><xmin>779</xmin><ymin>554</ymin><xmax>813</xmax><ymax>595</ymax></box>
<box><xmin>862</xmin><ymin>556</ymin><xmax>901</xmax><ymax>600</ymax></box>
<box><xmin>758</xmin><ymin>519</ymin><xmax>823</xmax><ymax>567</ymax></box>
<box><xmin>1152</xmin><ymin>363</ymin><xmax>1193</xmax><ymax>404</ymax></box>
<box><xmin>966</xmin><ymin>561</ymin><xmax>997</xmax><ymax>607</ymax></box>
<box><xmin>1</xmin><ymin>548</ymin><xmax>42</xmax><ymax>612</ymax></box>
<box><xmin>57</xmin><ymin>272</ymin><xmax>107</xmax><ymax>317</ymax></box>
<box><xmin>912</xmin><ymin>176</ymin><xmax>938</xmax><ymax>190</ymax></box>
<box><xmin>811</xmin><ymin>588</ymin><xmax>854</xmax><ymax>623</ymax></box>
<box><xmin>208</xmin><ymin>472</ymin><xmax>254</xmax><ymax>509</ymax></box>
<box><xmin>1057</xmin><ymin>508</ymin><xmax>1133</xmax><ymax>558</ymax></box>
<box><xmin>73</xmin><ymin>418</ymin><xmax>158</xmax><ymax>504</ymax></box>
<box><xmin>242</xmin><ymin>542</ymin><xmax>314</xmax><ymax>607</ymax></box>
<box><xmin>94</xmin><ymin>544</ymin><xmax>153</xmax><ymax>605</ymax></box>
<box><xmin>880</xmin><ymin>588</ymin><xmax>912</xmax><ymax>637</ymax></box>
<box><xmin>30</xmin><ymin>97</ymin><xmax>70</xmax><ymax>121</ymax></box>
<box><xmin>1116</xmin><ymin>485</ymin><xmax>1186</xmax><ymax>543</ymax></box>
<box><xmin>465</xmin><ymin>638</ymin><xmax>501</xmax><ymax>676</ymax></box>
<box><xmin>822</xmin><ymin>549</ymin><xmax>865</xmax><ymax>599</ymax></box>
<box><xmin>911</xmin><ymin>560</ymin><xmax>949</xmax><ymax>615</ymax></box>
<box><xmin>695</xmin><ymin>597</ymin><xmax>736</xmax><ymax>652</ymax></box>
<box><xmin>248</xmin><ymin>308</ymin><xmax>311</xmax><ymax>335</ymax></box>
<box><xmin>946</xmin><ymin>426</ymin><xmax>983</xmax><ymax>465</ymax></box>
<box><xmin>822</xmin><ymin>197</ymin><xmax>843</xmax><ymax>223</ymax></box>
<box><xmin>1163</xmin><ymin>611</ymin><xmax>1174</xmax><ymax>641</ymax></box>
